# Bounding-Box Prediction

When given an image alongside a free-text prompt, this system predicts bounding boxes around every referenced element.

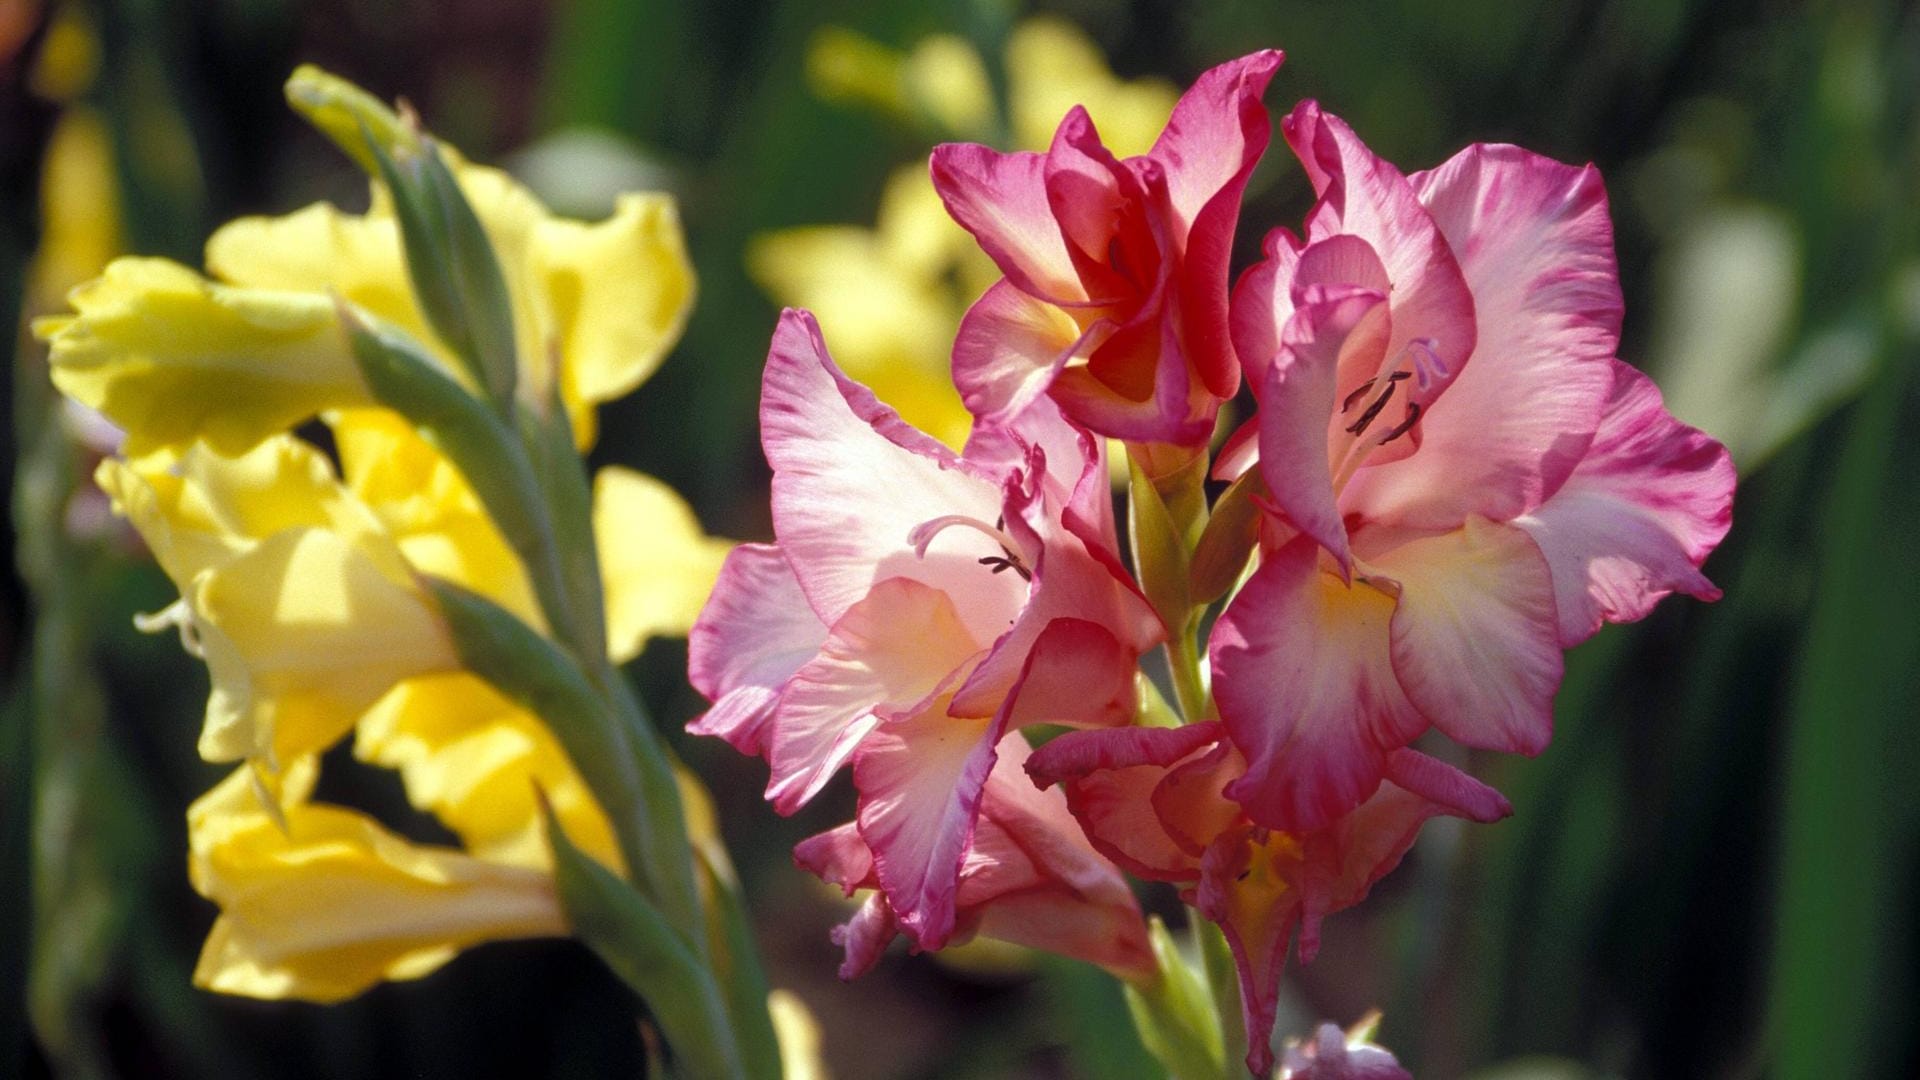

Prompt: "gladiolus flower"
[1028,723,1509,1076]
[96,437,458,765]
[794,731,1154,982]
[1213,102,1734,834]
[753,17,1180,450]
[688,309,1161,950]
[36,259,375,456]
[931,50,1281,446]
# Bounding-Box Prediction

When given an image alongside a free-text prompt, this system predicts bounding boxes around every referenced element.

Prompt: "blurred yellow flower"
[43,66,745,1002]
[751,17,1177,449]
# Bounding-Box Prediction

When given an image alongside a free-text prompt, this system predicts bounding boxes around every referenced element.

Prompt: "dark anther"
[1341,371,1410,416]
[1235,869,1252,883]
[977,554,1033,581]
[1379,401,1422,443]
[1344,378,1398,435]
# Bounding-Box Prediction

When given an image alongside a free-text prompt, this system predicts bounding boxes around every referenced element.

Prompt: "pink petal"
[1150,739,1248,858]
[792,822,875,896]
[766,578,983,813]
[991,617,1138,730]
[1380,748,1512,823]
[1345,143,1620,528]
[949,461,1160,721]
[852,709,1000,949]
[929,145,1085,304]
[1212,537,1425,833]
[1230,226,1304,393]
[761,310,1023,646]
[951,279,1106,429]
[1515,361,1733,645]
[1257,285,1390,575]
[1282,102,1476,421]
[687,544,826,756]
[1149,49,1284,400]
[1026,723,1223,881]
[1043,108,1143,303]
[1366,518,1562,755]
[829,892,900,980]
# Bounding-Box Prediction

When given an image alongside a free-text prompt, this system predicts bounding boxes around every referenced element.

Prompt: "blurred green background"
[2,0,1917,1077]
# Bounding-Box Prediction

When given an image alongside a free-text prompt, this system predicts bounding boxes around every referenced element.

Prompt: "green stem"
[1196,919,1247,1080]
[1167,621,1211,725]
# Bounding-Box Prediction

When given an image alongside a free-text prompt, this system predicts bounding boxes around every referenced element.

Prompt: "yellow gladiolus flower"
[204,167,693,448]
[755,16,1177,450]
[97,438,457,765]
[354,671,624,875]
[36,258,374,456]
[594,465,734,663]
[188,758,567,1002]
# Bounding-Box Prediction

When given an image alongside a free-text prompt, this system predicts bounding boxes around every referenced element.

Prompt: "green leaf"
[693,846,783,1080]
[1122,918,1224,1080]
[1188,469,1263,609]
[364,131,520,412]
[1127,452,1194,638]
[424,577,673,901]
[543,800,750,1080]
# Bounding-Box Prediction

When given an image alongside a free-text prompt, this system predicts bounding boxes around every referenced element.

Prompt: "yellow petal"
[1004,17,1178,156]
[770,989,833,1080]
[36,258,370,455]
[593,467,733,663]
[189,524,456,763]
[206,162,692,449]
[535,193,696,444]
[328,409,543,629]
[187,762,565,1003]
[354,672,623,875]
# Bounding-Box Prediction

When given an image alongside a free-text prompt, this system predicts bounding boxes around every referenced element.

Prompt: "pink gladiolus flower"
[1027,722,1509,1077]
[931,50,1283,447]
[1213,102,1734,834]
[688,309,1162,951]
[796,730,1154,982]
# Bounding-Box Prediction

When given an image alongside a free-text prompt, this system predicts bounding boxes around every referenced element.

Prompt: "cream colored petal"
[37,258,370,455]
[191,525,456,763]
[534,193,696,445]
[325,409,545,628]
[187,762,564,1003]
[593,467,733,663]
[354,672,623,875]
